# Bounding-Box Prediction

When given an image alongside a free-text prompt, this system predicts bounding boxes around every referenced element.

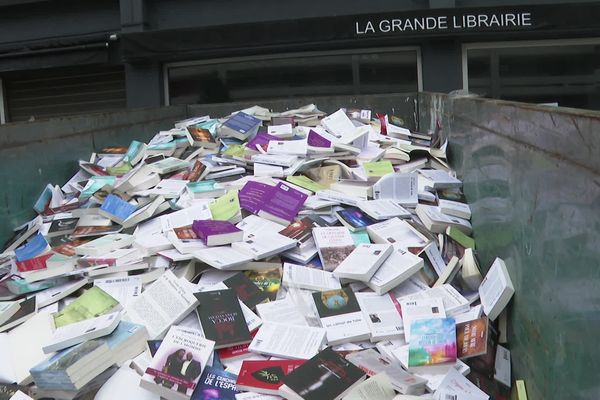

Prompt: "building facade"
[0,0,599,123]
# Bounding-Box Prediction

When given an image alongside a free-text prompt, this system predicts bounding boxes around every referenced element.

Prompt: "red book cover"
[15,252,52,272]
[236,359,305,395]
[217,331,257,360]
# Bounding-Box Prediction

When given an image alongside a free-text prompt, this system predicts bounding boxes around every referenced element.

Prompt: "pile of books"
[0,104,524,400]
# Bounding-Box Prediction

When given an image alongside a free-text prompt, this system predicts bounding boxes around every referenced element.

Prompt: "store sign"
[356,11,534,36]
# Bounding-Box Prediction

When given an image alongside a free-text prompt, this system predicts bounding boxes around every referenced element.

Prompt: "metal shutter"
[4,65,126,122]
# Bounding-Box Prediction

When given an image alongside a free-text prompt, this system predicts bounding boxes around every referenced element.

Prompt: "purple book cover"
[307,130,331,148]
[246,132,280,151]
[259,182,308,223]
[239,181,273,214]
[192,219,241,242]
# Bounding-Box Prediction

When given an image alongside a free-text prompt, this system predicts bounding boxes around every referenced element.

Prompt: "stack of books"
[0,104,521,400]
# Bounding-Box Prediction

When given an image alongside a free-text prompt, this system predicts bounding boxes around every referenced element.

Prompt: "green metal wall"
[419,93,600,400]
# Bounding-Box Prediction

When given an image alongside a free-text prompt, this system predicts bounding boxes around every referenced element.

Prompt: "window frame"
[163,46,423,106]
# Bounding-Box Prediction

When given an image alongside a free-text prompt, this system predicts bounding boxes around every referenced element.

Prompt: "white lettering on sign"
[355,12,533,35]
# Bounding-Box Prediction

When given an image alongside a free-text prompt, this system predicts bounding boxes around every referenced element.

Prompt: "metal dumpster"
[1,92,599,400]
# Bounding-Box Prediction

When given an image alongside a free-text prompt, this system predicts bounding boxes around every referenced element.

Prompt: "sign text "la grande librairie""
[355,12,533,35]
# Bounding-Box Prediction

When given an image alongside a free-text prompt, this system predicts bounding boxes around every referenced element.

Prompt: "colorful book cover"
[307,130,331,148]
[238,181,272,214]
[246,132,280,151]
[194,289,251,349]
[236,359,305,394]
[216,331,257,360]
[278,217,314,245]
[408,318,457,368]
[123,140,145,163]
[336,207,377,231]
[188,126,216,145]
[52,286,119,328]
[285,176,325,193]
[187,180,219,195]
[70,225,122,238]
[350,231,371,245]
[192,220,241,244]
[15,252,52,272]
[100,194,137,221]
[258,182,308,224]
[187,161,208,182]
[363,160,394,177]
[14,233,48,262]
[223,273,268,309]
[281,347,366,400]
[209,190,241,222]
[456,317,489,359]
[142,327,215,399]
[192,366,238,400]
[224,112,261,136]
[312,287,361,319]
[244,268,282,301]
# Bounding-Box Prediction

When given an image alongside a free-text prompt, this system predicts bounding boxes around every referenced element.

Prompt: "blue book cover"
[224,112,260,135]
[102,320,146,350]
[33,185,53,213]
[14,233,48,262]
[124,140,144,163]
[100,194,137,221]
[191,366,238,400]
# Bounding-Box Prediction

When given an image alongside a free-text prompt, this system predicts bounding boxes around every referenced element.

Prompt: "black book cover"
[312,287,361,319]
[282,347,366,400]
[47,217,79,237]
[223,273,268,309]
[0,297,36,329]
[194,289,251,349]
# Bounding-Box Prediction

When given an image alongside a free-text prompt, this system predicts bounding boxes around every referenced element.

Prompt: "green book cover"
[363,160,394,177]
[106,162,132,176]
[209,190,241,221]
[286,175,325,193]
[350,231,371,245]
[223,144,246,158]
[52,286,119,328]
[446,226,475,249]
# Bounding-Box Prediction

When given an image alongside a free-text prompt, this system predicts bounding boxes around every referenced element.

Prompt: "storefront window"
[167,49,420,105]
[467,41,600,110]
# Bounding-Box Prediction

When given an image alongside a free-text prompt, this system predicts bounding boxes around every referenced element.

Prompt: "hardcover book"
[194,289,251,349]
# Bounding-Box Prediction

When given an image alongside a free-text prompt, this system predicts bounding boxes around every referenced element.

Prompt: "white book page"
[356,293,403,337]
[283,263,341,290]
[160,204,212,232]
[256,298,308,326]
[249,322,325,359]
[344,373,396,400]
[95,277,142,308]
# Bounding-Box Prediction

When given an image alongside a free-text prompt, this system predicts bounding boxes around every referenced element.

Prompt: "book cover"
[278,217,314,245]
[223,112,261,137]
[15,252,52,273]
[70,225,122,238]
[312,287,361,319]
[47,218,79,237]
[408,318,457,368]
[257,182,307,225]
[281,347,366,400]
[312,227,355,272]
[236,359,305,394]
[0,297,36,331]
[191,220,242,244]
[312,288,370,345]
[187,161,208,182]
[307,130,332,148]
[194,289,251,349]
[209,191,241,222]
[335,207,377,231]
[223,273,269,309]
[244,268,281,301]
[141,327,215,400]
[246,132,280,152]
[192,366,238,400]
[238,181,273,214]
[456,317,489,359]
[14,233,48,262]
[52,286,119,328]
[188,126,216,146]
[100,194,137,222]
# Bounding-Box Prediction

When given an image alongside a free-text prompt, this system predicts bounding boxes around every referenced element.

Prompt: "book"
[366,218,429,252]
[312,287,370,345]
[193,366,238,400]
[282,262,341,291]
[223,272,269,309]
[0,297,37,333]
[415,204,472,235]
[399,297,446,340]
[248,322,326,359]
[188,126,218,149]
[46,217,79,238]
[494,344,511,387]
[407,318,457,369]
[0,301,19,327]
[98,194,138,224]
[356,199,411,221]
[267,140,307,156]
[232,230,297,261]
[355,292,404,342]
[125,271,198,339]
[220,112,261,141]
[418,169,462,190]
[332,243,393,281]
[194,289,251,349]
[439,199,471,220]
[236,359,305,395]
[257,182,308,226]
[436,368,489,400]
[278,217,317,248]
[238,181,274,214]
[279,347,367,400]
[456,317,489,360]
[52,286,119,329]
[140,326,215,400]
[94,276,141,308]
[366,248,424,295]
[343,373,396,400]
[42,312,121,353]
[244,268,282,302]
[372,173,418,206]
[255,298,308,327]
[74,233,135,256]
[312,227,355,272]
[190,246,253,270]
[14,233,49,263]
[334,207,378,232]
[399,284,470,316]
[192,220,244,246]
[209,190,242,223]
[478,258,515,321]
